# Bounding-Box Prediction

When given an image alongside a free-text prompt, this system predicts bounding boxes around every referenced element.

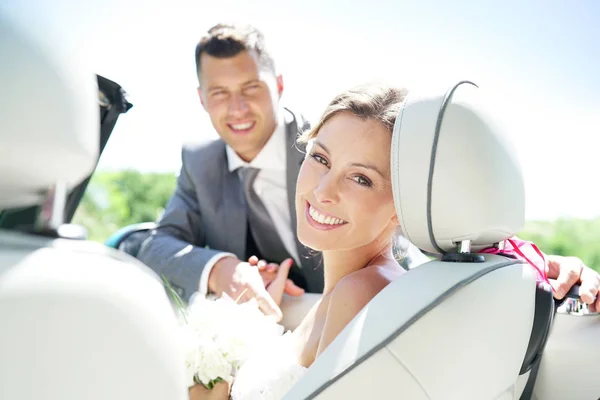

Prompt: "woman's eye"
[353,175,372,187]
[310,153,328,166]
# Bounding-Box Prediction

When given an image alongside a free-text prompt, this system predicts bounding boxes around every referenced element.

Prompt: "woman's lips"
[305,201,347,231]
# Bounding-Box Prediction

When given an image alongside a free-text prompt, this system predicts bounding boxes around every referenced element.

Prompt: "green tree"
[72,170,176,242]
[519,218,600,272]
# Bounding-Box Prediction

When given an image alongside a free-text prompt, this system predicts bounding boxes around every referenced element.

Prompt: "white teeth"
[230,122,253,130]
[309,205,345,226]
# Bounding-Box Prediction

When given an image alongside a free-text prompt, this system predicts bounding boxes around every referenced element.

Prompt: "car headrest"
[0,7,99,209]
[391,81,525,255]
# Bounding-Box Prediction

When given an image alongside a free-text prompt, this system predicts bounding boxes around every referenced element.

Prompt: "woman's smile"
[305,201,348,231]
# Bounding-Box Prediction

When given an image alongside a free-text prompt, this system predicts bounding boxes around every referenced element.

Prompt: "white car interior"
[1,6,598,400]
[0,9,188,400]
[534,300,600,399]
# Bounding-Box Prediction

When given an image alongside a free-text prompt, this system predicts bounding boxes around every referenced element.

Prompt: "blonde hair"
[298,84,408,144]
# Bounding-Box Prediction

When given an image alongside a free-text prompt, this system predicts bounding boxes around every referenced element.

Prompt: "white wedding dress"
[230,332,307,400]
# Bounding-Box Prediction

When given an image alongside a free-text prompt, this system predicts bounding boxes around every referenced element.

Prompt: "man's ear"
[197,87,207,111]
[276,74,284,97]
[392,213,400,225]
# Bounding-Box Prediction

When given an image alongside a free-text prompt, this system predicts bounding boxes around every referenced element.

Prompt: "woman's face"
[295,112,397,252]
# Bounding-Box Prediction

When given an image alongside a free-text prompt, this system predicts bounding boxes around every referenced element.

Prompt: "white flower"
[195,340,233,386]
[180,326,230,387]
[176,292,288,388]
[217,334,249,366]
[180,327,206,387]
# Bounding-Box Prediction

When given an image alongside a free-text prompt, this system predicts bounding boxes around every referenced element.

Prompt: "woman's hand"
[248,256,305,301]
[188,381,230,400]
[265,258,297,307]
[248,256,302,307]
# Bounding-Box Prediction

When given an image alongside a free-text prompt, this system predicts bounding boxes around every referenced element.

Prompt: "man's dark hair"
[195,23,276,81]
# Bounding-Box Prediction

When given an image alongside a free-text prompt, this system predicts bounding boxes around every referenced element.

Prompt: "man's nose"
[228,93,249,117]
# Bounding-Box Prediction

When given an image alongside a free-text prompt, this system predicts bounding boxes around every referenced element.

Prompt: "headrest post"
[458,240,472,254]
[442,239,485,263]
[36,182,67,231]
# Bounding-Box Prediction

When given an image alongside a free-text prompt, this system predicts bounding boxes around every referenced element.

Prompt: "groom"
[139,23,331,319]
[138,23,600,318]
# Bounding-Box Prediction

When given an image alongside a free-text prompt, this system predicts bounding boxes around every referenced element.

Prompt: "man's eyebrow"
[207,85,227,92]
[242,79,260,85]
[208,79,260,92]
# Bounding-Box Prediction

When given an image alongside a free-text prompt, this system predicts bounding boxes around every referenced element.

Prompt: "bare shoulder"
[316,261,404,357]
[331,261,405,308]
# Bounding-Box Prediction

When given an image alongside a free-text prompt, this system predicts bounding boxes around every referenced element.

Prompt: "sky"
[3,0,600,221]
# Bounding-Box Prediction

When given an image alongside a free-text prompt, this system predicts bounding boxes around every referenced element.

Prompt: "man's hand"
[208,257,283,321]
[546,254,600,312]
[247,256,305,297]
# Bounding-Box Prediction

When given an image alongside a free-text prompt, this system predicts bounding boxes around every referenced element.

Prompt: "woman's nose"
[313,172,340,205]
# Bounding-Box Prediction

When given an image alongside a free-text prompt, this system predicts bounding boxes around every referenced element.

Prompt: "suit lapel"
[284,108,324,292]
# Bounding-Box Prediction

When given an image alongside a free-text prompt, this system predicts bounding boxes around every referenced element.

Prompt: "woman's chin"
[298,235,323,252]
[297,229,328,252]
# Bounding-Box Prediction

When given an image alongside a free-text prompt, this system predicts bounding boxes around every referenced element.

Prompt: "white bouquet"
[164,278,285,390]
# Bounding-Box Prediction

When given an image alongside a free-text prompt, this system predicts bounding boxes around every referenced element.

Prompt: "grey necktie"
[240,167,291,263]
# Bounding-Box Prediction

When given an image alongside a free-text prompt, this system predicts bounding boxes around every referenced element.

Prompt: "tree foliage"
[73,170,176,242]
[519,218,600,272]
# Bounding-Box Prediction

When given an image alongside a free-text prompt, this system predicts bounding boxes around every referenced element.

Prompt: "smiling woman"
[295,86,406,255]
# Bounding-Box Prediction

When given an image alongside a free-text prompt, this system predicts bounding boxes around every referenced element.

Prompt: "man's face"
[198,50,283,162]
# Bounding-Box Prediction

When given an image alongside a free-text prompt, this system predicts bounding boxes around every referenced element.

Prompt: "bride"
[189,83,600,399]
[190,84,410,399]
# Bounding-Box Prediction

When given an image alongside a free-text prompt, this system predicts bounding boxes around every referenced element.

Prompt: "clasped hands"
[207,255,305,322]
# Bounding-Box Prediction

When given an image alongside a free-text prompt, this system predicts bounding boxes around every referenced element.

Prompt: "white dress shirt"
[198,110,300,295]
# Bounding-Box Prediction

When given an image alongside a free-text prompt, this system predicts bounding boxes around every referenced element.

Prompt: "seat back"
[284,81,547,399]
[0,234,189,400]
[0,7,187,399]
[287,256,534,399]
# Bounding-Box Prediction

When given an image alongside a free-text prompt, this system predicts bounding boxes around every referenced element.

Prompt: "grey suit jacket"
[138,108,323,301]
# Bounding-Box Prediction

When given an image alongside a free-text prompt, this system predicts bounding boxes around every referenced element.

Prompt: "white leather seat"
[284,81,540,399]
[0,8,188,400]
